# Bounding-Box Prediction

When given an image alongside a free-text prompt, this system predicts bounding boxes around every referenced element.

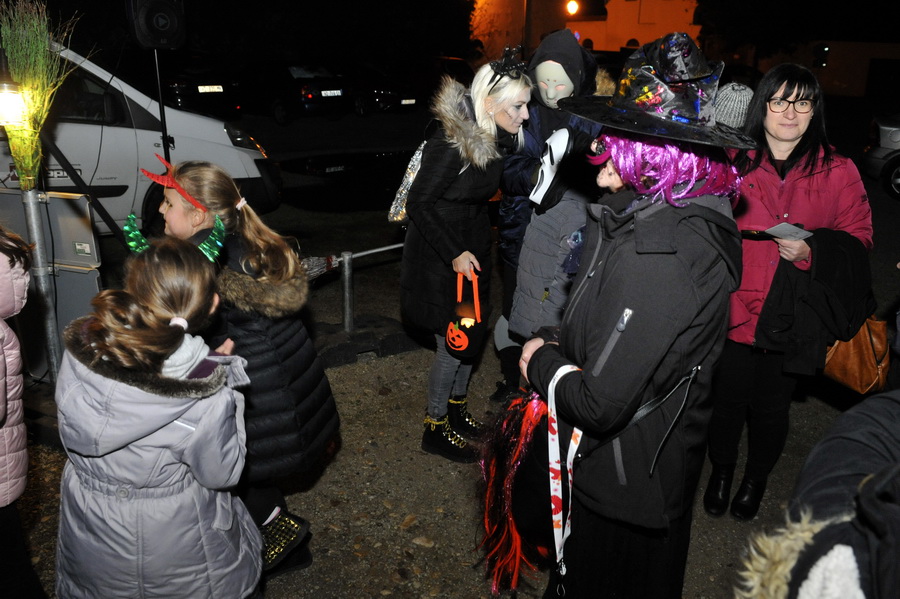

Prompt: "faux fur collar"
[736,511,854,599]
[217,267,308,319]
[430,76,501,169]
[62,317,227,398]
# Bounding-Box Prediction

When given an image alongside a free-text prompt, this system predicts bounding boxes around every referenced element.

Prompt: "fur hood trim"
[431,76,501,170]
[735,510,854,599]
[62,317,227,398]
[217,267,308,319]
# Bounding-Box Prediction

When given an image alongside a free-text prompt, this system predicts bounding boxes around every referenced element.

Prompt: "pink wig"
[591,132,741,206]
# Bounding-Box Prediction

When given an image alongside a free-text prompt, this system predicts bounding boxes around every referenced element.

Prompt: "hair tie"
[169,317,188,330]
[235,197,247,211]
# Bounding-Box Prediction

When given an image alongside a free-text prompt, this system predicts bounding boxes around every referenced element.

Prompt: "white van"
[0,46,280,235]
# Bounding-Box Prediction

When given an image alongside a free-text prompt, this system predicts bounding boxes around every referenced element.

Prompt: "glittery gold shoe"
[261,511,311,571]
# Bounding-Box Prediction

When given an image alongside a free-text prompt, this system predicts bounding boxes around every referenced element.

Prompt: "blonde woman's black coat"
[400,77,513,334]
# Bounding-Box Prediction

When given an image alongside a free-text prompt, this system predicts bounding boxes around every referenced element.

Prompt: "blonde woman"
[400,49,532,462]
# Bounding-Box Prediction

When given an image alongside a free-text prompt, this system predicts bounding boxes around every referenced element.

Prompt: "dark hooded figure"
[492,28,604,402]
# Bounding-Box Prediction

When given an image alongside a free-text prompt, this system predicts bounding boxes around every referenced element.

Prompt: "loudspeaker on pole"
[126,0,187,51]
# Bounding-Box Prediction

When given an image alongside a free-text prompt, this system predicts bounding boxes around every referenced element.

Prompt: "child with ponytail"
[144,155,339,576]
[54,237,262,599]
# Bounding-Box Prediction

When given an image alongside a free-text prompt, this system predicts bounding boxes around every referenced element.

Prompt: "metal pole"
[22,189,61,381]
[341,250,353,333]
[338,243,404,334]
[153,49,172,162]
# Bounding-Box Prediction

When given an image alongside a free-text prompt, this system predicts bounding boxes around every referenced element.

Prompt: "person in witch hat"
[515,32,751,598]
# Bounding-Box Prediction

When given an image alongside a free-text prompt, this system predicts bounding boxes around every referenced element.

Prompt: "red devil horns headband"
[140,154,207,212]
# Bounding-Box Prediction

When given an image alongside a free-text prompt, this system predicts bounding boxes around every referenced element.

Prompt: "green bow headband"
[123,213,225,262]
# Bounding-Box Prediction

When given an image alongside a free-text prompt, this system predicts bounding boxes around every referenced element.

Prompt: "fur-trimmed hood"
[58,317,249,456]
[217,266,308,319]
[62,317,228,399]
[736,512,853,599]
[430,76,501,170]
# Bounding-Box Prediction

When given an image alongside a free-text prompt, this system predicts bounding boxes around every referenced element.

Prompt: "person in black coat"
[735,391,900,598]
[144,155,340,578]
[517,33,754,598]
[400,49,533,463]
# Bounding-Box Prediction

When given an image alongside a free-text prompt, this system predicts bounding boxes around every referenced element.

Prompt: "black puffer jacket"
[207,235,340,482]
[527,192,742,529]
[400,77,512,334]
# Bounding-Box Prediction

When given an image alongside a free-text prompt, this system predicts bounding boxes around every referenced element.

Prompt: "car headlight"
[225,122,267,157]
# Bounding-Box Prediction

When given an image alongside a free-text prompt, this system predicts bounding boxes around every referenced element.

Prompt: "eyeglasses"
[767,98,814,114]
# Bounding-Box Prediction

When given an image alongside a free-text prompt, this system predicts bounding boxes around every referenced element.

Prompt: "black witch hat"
[558,32,756,149]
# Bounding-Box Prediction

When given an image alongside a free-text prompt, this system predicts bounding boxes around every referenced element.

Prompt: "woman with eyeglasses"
[400,49,532,462]
[703,63,874,522]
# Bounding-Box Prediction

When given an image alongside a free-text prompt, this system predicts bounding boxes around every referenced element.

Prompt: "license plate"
[401,98,416,105]
[325,165,346,173]
[321,89,342,97]
[197,85,224,93]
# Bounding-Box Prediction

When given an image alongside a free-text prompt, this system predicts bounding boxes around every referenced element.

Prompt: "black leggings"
[0,501,48,598]
[707,340,799,479]
[237,481,287,527]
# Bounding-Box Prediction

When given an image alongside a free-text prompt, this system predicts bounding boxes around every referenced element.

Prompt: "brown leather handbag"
[824,315,890,395]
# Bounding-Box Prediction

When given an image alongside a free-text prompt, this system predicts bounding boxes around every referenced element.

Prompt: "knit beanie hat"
[716,82,754,129]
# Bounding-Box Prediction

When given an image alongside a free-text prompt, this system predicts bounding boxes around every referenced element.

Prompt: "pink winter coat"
[728,150,873,346]
[0,256,29,507]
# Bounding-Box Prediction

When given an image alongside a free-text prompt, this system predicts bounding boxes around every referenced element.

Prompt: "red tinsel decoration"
[479,391,551,595]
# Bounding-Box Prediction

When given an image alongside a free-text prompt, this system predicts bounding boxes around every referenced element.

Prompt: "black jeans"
[707,340,799,479]
[543,496,693,599]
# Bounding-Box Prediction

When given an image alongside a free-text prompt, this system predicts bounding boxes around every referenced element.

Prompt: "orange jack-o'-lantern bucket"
[445,272,488,359]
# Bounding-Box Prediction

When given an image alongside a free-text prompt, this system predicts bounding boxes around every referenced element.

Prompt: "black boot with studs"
[421,415,477,463]
[447,395,484,439]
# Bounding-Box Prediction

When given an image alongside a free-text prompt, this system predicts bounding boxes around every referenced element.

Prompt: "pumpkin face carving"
[445,273,486,359]
[446,321,469,351]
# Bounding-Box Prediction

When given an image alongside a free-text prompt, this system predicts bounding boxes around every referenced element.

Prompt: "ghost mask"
[534,60,575,109]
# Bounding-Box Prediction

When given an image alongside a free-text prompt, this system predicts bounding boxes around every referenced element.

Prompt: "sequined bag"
[387,140,425,223]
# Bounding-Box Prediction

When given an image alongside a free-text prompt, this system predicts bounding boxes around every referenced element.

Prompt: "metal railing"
[338,243,404,333]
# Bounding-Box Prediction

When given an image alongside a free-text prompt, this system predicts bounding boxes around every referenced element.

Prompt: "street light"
[566,0,608,21]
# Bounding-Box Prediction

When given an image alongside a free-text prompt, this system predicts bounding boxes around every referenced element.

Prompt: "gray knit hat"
[715,82,754,129]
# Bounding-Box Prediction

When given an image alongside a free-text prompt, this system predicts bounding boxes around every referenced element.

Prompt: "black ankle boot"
[447,395,484,439]
[703,463,735,517]
[421,416,477,463]
[730,475,767,521]
[489,380,521,404]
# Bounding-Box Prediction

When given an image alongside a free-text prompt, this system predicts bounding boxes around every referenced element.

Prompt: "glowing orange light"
[566,0,579,16]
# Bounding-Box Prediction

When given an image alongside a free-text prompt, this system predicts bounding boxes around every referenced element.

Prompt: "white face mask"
[534,61,575,109]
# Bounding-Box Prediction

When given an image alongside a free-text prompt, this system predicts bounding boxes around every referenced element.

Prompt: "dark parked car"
[162,67,242,121]
[240,62,353,124]
[864,111,900,199]
[343,63,419,116]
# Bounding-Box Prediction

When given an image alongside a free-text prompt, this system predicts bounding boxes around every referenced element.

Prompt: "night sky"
[45,0,476,82]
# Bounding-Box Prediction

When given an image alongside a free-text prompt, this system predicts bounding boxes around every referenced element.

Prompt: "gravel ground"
[20,340,849,599]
